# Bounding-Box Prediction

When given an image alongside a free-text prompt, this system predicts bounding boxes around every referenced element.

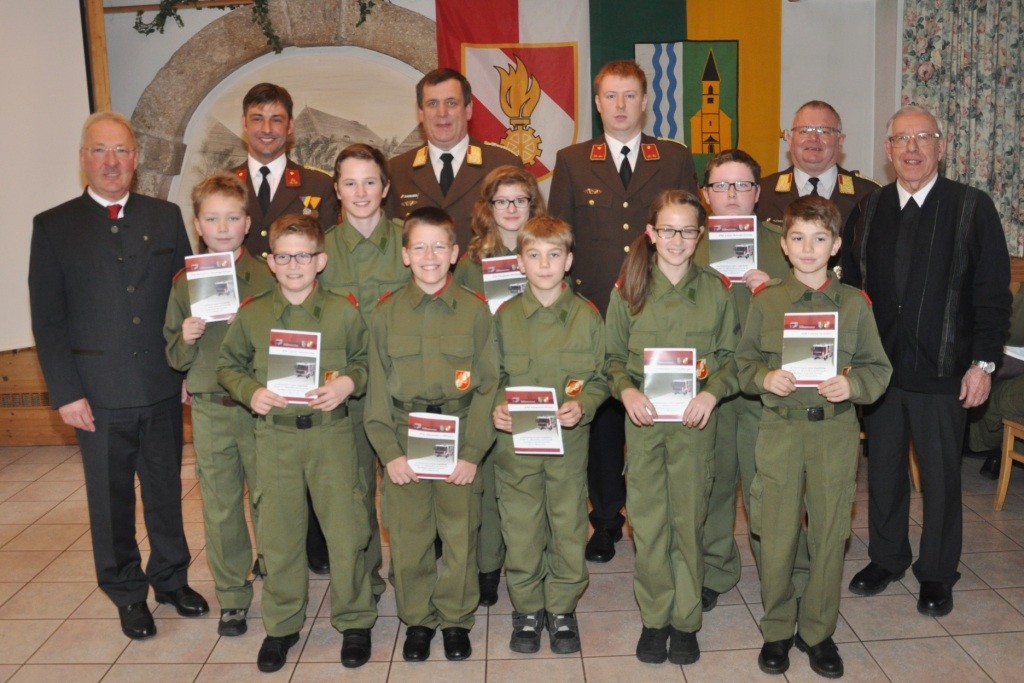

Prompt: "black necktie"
[894,198,921,302]
[258,166,271,214]
[619,146,632,189]
[808,177,820,196]
[439,153,455,196]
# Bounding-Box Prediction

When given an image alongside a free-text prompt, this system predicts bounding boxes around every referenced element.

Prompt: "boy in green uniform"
[364,207,499,662]
[218,214,376,672]
[164,172,275,636]
[491,216,609,654]
[735,197,891,678]
[319,143,410,599]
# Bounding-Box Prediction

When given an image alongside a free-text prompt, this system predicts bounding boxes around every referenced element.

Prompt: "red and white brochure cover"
[184,252,240,322]
[505,386,563,455]
[406,413,459,479]
[643,348,696,422]
[481,255,528,314]
[266,329,320,403]
[781,312,839,386]
[707,215,758,283]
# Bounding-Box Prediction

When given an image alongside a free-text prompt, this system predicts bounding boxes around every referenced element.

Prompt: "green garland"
[132,0,387,52]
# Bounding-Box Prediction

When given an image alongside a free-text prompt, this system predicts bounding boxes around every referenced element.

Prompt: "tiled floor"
[1,442,1023,681]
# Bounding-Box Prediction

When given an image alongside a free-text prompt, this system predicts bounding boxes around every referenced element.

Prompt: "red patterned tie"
[107,204,122,220]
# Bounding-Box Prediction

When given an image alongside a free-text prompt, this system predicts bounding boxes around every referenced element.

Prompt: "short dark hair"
[191,171,248,218]
[403,206,457,246]
[703,149,761,186]
[243,82,294,119]
[783,195,841,238]
[269,213,324,252]
[416,69,472,107]
[333,143,391,188]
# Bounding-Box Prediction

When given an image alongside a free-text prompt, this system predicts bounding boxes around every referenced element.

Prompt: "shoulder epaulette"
[577,293,601,315]
[172,266,186,282]
[718,273,732,290]
[640,143,660,161]
[467,144,484,165]
[284,167,301,187]
[495,298,514,315]
[774,173,793,193]
[412,147,429,168]
[346,292,359,309]
[614,275,625,289]
[590,143,607,161]
[472,290,488,304]
[234,168,248,182]
[657,137,687,148]
[377,290,394,306]
[457,251,470,263]
[860,289,873,305]
[238,295,256,309]
[751,281,768,296]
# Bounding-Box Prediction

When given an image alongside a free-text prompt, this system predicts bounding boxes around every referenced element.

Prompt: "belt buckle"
[807,407,825,422]
[425,404,443,415]
[296,413,314,430]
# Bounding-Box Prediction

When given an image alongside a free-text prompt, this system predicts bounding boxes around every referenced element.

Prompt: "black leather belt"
[265,404,349,429]
[392,395,474,414]
[766,403,852,421]
[193,392,239,408]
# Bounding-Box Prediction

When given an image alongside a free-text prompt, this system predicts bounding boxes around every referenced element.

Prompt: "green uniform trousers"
[703,394,811,596]
[381,474,482,630]
[254,412,376,636]
[750,408,859,644]
[478,448,506,574]
[349,395,386,596]
[627,417,715,632]
[493,435,589,614]
[191,395,258,610]
[969,374,1024,451]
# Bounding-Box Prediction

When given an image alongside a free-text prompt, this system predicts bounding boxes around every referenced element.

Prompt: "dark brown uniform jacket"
[756,165,879,227]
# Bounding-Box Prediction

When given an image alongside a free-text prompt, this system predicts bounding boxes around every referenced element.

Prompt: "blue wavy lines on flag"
[635,41,684,142]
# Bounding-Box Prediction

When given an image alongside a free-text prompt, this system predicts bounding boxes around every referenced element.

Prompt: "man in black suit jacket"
[384,68,524,249]
[29,112,208,639]
[233,83,339,260]
[842,105,1011,620]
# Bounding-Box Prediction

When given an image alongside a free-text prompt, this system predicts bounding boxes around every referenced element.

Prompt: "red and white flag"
[437,0,590,189]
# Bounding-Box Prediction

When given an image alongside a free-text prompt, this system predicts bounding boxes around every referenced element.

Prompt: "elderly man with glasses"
[758,101,879,227]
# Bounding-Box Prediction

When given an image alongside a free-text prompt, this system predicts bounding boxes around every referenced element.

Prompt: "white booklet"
[481,255,528,314]
[184,252,240,322]
[407,413,459,479]
[506,386,564,455]
[707,215,758,283]
[782,312,839,386]
[267,329,321,403]
[643,348,697,422]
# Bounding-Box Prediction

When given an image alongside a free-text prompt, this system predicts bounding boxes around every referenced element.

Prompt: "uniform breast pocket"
[679,332,713,356]
[504,353,531,382]
[388,334,421,374]
[561,351,596,374]
[839,331,859,364]
[759,329,784,355]
[441,335,474,363]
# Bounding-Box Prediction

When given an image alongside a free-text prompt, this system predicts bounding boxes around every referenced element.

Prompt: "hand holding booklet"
[506,387,564,455]
[406,413,460,478]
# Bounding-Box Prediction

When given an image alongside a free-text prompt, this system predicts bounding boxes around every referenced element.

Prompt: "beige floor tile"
[33,500,88,526]
[185,550,214,583]
[376,584,398,618]
[297,615,398,663]
[292,661,391,681]
[0,620,62,664]
[0,482,29,503]
[19,446,79,463]
[585,536,637,575]
[864,635,989,682]
[0,525,25,547]
[6,664,107,682]
[956,631,1024,682]
[963,492,1024,521]
[990,518,1024,547]
[178,499,206,524]
[681,647,777,682]
[37,464,85,484]
[0,583,24,607]
[961,520,1024,553]
[577,609,643,658]
[0,551,59,582]
[582,654,684,682]
[850,498,869,529]
[101,663,202,682]
[714,585,746,608]
[0,502,56,526]
[899,561,988,593]
[785,640,887,682]
[33,550,97,582]
[995,586,1024,615]
[933,588,1024,635]
[735,534,757,567]
[839,594,947,641]
[0,582,95,619]
[698,603,763,651]
[28,618,129,664]
[0,463,57,483]
[195,662,294,680]
[486,655,583,681]
[575,571,637,612]
[735,568,762,604]
[207,617,288,664]
[961,550,1024,589]
[181,522,207,551]
[118,616,221,663]
[385,660,486,681]
[2,524,88,552]
[5,481,82,504]
[0,448,34,465]
[68,588,117,619]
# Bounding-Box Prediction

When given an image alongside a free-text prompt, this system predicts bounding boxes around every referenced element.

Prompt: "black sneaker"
[668,627,700,665]
[635,625,669,663]
[700,586,720,612]
[546,612,581,654]
[509,610,544,653]
[217,608,248,637]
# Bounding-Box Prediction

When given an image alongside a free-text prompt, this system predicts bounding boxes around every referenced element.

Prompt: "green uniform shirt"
[495,284,609,421]
[217,283,368,415]
[735,273,892,409]
[164,250,276,394]
[365,278,499,465]
[319,215,409,314]
[606,264,741,403]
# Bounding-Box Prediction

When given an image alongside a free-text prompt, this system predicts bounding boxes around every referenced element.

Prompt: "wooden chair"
[993,417,1024,511]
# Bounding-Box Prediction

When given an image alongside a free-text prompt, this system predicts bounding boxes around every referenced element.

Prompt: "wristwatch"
[971,360,996,374]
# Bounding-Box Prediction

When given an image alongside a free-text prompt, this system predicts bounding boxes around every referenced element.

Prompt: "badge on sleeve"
[696,358,709,381]
[455,370,472,391]
[838,174,855,195]
[565,379,584,397]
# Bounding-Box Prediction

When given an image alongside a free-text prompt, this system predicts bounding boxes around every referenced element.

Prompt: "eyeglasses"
[887,132,942,147]
[706,181,756,193]
[654,227,702,240]
[407,242,453,256]
[490,197,531,210]
[270,252,320,265]
[82,145,135,159]
[783,126,842,140]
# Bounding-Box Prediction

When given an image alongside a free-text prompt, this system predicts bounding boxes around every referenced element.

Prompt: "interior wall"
[1,1,92,351]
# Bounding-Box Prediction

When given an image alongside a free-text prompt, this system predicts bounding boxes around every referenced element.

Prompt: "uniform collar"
[339,214,394,253]
[782,271,842,306]
[271,281,326,320]
[521,282,573,321]
[650,262,700,303]
[400,274,458,310]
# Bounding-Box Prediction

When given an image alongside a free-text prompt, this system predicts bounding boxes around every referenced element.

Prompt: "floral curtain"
[902,0,1023,256]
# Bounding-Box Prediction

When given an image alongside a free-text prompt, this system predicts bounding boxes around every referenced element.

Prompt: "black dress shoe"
[441,627,472,660]
[478,569,500,607]
[402,625,435,661]
[585,527,623,563]
[154,585,210,617]
[635,625,669,663]
[307,551,330,575]
[118,601,156,639]
[758,637,793,675]
[795,634,843,679]
[848,561,905,596]
[668,627,700,665]
[980,453,1002,480]
[700,586,720,612]
[918,581,954,617]
[257,632,300,672]
[341,628,372,668]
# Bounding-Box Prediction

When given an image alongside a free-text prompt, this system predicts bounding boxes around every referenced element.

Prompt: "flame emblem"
[495,56,543,165]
